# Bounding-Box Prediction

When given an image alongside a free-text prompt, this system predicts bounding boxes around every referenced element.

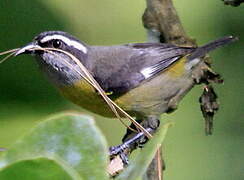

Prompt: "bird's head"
[16,31,88,62]
[15,31,89,85]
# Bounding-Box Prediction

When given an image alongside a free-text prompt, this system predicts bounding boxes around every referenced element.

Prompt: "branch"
[143,0,222,134]
[143,0,223,179]
[109,0,225,177]
[143,0,196,46]
[143,1,197,179]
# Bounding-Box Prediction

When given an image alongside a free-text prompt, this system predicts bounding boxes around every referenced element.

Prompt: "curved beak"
[15,42,41,56]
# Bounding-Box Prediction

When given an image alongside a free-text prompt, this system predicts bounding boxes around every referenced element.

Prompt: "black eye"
[53,39,62,48]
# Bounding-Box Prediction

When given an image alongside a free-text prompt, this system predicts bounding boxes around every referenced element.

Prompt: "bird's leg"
[109,116,160,165]
[123,115,160,149]
[109,127,154,164]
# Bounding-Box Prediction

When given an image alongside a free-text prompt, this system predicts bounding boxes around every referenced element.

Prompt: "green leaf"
[0,112,108,180]
[117,122,172,180]
[0,157,79,180]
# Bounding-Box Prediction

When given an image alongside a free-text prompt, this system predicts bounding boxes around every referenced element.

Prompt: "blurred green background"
[0,0,243,179]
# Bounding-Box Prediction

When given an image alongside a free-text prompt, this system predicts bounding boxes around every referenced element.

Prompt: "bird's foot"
[109,127,153,165]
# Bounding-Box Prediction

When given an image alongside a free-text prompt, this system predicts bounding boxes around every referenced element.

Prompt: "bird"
[14,31,237,157]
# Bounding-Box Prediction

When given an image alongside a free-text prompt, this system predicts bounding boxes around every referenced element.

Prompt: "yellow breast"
[59,80,114,117]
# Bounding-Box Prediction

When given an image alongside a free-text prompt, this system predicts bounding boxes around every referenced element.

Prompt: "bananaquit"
[15,31,236,154]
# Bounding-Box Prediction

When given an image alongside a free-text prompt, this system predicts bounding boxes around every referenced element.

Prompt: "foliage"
[0,113,108,180]
[0,113,171,179]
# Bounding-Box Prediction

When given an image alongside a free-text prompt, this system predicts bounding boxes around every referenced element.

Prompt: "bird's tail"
[188,36,238,61]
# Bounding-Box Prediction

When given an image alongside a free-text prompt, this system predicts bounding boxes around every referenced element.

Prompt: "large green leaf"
[0,157,79,180]
[0,113,108,180]
[117,122,172,180]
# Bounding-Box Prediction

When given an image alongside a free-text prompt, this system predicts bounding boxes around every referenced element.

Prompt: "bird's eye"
[52,39,62,48]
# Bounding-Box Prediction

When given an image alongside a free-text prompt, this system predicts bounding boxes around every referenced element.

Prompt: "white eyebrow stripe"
[40,35,87,53]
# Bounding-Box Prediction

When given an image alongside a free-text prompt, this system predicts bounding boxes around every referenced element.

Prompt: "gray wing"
[91,43,195,95]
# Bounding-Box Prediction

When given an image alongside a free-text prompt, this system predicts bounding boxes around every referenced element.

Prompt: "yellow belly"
[59,80,115,117]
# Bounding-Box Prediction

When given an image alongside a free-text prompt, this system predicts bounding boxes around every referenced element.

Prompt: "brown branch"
[142,0,208,111]
[143,0,196,46]
[146,147,164,180]
[142,0,222,179]
[109,0,224,177]
[142,1,197,179]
